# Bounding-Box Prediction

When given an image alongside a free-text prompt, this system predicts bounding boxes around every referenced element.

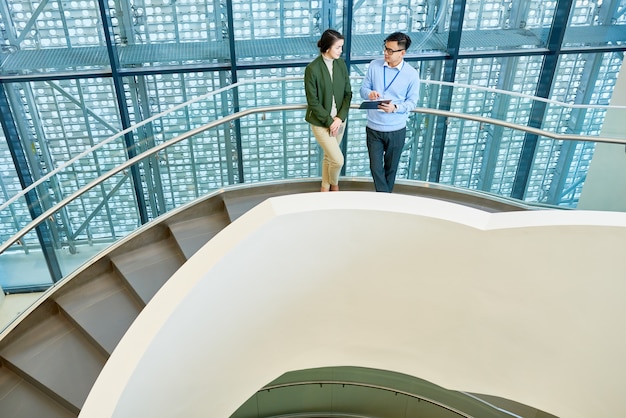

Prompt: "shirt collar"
[384,59,404,70]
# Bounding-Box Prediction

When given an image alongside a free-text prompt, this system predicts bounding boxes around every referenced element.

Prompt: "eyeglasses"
[383,47,405,55]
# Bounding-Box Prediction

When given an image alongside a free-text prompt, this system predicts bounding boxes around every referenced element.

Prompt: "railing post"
[0,84,62,282]
[511,0,572,200]
[429,0,466,183]
[97,0,150,223]
[224,0,245,184]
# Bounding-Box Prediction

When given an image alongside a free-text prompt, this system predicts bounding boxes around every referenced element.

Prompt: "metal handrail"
[2,103,625,256]
[422,79,626,110]
[260,380,474,417]
[0,76,303,213]
[0,104,295,254]
[3,75,625,214]
[0,80,237,214]
[414,106,626,144]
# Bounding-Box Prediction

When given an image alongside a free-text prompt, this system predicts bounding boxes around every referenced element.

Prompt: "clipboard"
[359,99,391,109]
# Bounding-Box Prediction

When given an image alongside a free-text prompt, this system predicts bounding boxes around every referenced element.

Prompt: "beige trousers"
[310,123,346,188]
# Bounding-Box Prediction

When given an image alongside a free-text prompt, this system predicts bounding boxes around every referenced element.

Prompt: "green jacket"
[304,55,352,128]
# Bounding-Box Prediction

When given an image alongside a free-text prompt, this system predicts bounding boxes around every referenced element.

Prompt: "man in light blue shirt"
[360,32,420,192]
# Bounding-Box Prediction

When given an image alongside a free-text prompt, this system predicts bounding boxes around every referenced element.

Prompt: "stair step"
[54,260,143,355]
[111,236,187,304]
[221,182,319,222]
[0,362,76,418]
[168,210,231,259]
[0,300,107,411]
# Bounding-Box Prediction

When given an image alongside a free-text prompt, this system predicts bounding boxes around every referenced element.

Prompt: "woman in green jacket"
[305,29,353,192]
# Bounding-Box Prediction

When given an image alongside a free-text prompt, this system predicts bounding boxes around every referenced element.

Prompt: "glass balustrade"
[0,77,625,294]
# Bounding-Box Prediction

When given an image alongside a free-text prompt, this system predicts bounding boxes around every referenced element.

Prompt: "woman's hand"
[329,117,342,137]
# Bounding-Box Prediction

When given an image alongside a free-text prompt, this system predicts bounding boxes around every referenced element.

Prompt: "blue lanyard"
[383,63,402,94]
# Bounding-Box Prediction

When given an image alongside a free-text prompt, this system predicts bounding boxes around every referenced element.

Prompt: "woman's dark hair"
[384,32,412,50]
[318,29,344,53]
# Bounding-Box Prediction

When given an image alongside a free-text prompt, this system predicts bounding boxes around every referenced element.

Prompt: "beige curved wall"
[80,192,626,418]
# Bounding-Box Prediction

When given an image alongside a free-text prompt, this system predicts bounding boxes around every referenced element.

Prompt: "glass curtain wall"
[0,0,625,288]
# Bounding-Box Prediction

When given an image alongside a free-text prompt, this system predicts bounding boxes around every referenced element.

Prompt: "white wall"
[578,61,626,210]
[80,192,626,418]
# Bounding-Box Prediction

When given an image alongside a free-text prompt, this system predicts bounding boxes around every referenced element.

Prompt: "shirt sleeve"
[397,72,420,114]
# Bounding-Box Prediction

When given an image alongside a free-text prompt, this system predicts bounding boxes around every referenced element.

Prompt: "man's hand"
[379,101,396,113]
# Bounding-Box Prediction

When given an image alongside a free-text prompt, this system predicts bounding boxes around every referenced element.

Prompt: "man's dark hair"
[318,29,344,53]
[384,32,412,50]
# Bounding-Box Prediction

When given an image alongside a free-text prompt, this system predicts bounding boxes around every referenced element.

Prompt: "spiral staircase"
[0,178,535,418]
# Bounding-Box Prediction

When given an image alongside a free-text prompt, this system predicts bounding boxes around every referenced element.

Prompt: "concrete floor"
[0,243,110,332]
[0,243,110,290]
[0,291,44,331]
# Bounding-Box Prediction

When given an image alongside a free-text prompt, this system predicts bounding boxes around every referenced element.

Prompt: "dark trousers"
[366,126,406,193]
